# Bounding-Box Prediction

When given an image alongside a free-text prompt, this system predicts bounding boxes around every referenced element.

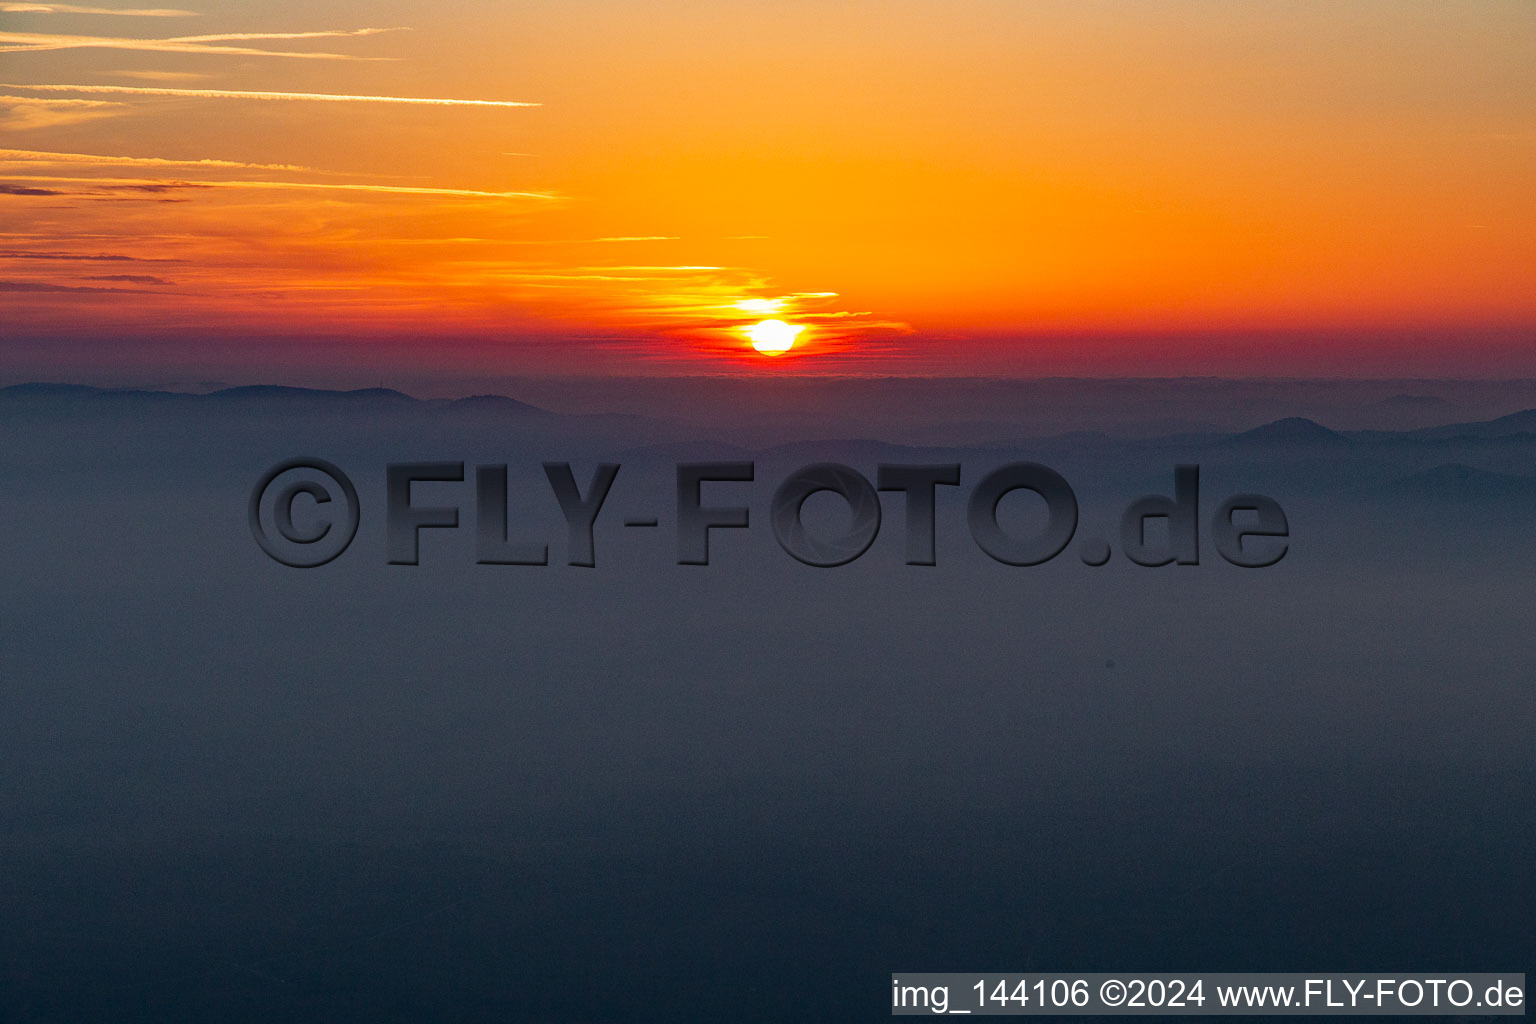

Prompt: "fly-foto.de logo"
[248,460,1289,570]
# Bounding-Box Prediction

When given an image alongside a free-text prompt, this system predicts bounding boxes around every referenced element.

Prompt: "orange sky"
[2,0,1534,375]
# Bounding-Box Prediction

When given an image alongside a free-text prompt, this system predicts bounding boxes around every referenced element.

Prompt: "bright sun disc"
[746,319,804,353]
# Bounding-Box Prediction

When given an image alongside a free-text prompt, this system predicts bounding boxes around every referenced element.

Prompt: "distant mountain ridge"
[5,382,1536,453]
[206,384,415,404]
[0,381,546,415]
[1405,408,1536,441]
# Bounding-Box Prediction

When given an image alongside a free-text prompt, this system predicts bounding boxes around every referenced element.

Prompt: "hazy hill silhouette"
[1222,416,1351,447]
[1380,463,1536,503]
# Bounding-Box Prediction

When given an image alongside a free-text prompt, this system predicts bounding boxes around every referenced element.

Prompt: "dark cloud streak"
[0,249,185,262]
[84,273,172,284]
[0,279,154,293]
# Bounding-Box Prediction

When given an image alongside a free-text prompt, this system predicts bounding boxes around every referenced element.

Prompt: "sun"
[745,319,804,354]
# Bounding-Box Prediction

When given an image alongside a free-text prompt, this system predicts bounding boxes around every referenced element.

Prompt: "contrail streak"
[0,28,392,58]
[0,3,196,14]
[161,28,399,43]
[0,82,540,107]
[2,173,558,200]
[0,94,122,106]
[0,148,316,172]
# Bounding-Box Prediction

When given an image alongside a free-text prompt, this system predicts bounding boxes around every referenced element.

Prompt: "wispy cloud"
[0,3,196,14]
[577,265,723,272]
[0,182,64,195]
[0,147,317,172]
[0,27,397,59]
[106,69,207,80]
[210,179,558,200]
[0,82,539,106]
[0,94,125,129]
[318,236,683,248]
[2,173,558,200]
